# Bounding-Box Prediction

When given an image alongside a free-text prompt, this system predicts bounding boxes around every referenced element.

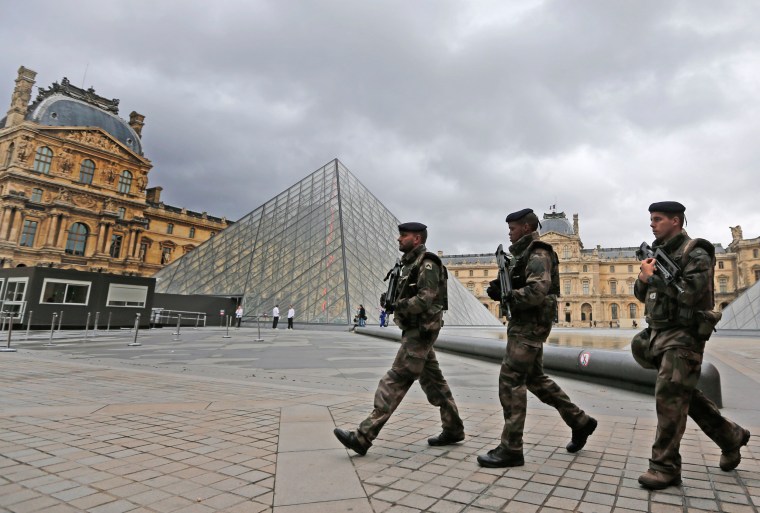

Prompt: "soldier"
[632,201,750,490]
[334,222,465,455]
[478,208,597,467]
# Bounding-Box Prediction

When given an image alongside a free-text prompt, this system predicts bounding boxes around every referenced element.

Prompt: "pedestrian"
[379,306,386,328]
[272,304,279,329]
[287,305,295,329]
[334,222,465,455]
[358,305,366,327]
[479,208,597,468]
[235,304,243,328]
[631,201,750,490]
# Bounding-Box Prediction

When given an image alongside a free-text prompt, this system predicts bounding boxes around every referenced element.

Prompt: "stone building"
[443,211,754,328]
[0,66,229,275]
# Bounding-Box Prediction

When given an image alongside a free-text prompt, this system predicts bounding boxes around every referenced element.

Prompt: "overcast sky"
[3,1,759,254]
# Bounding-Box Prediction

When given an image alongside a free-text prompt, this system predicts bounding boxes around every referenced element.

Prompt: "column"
[7,209,22,243]
[131,230,142,257]
[123,229,134,259]
[44,214,59,247]
[0,207,12,240]
[103,223,113,256]
[55,215,70,248]
[94,222,106,254]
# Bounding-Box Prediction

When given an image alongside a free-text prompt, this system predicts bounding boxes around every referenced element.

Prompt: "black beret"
[648,201,685,214]
[398,222,427,232]
[505,208,534,223]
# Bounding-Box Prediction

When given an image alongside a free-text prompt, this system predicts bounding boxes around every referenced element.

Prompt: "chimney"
[129,111,145,137]
[573,213,579,235]
[146,186,162,203]
[5,66,37,127]
[437,250,443,256]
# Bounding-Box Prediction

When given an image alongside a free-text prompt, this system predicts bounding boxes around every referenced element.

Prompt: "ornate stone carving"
[15,135,31,163]
[73,194,97,209]
[55,188,72,203]
[58,148,73,173]
[730,225,743,242]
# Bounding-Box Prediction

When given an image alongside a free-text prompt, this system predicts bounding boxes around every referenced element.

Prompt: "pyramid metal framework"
[717,279,760,330]
[154,159,501,326]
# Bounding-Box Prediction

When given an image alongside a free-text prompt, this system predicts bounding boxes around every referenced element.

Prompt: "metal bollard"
[45,313,57,347]
[84,312,91,341]
[25,310,33,341]
[94,312,100,335]
[107,312,112,332]
[58,311,63,331]
[194,314,200,330]
[223,315,231,338]
[1,314,17,352]
[128,313,142,346]
[255,314,264,342]
[172,314,182,340]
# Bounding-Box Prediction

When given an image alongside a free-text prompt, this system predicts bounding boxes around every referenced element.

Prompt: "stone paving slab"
[0,328,759,512]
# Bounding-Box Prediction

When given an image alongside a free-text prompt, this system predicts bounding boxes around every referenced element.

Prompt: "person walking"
[334,222,465,455]
[272,304,280,329]
[358,305,366,327]
[478,208,597,468]
[287,305,295,329]
[631,201,750,490]
[235,305,243,328]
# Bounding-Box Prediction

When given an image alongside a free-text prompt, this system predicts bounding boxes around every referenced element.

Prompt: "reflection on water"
[441,327,634,350]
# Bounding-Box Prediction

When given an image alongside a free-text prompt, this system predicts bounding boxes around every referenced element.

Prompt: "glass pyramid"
[154,159,500,326]
[717,279,760,330]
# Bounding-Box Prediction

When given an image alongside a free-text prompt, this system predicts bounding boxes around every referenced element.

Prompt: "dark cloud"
[2,0,759,253]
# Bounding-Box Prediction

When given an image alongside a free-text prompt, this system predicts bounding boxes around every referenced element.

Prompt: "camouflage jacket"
[507,232,556,345]
[393,244,446,332]
[634,231,714,354]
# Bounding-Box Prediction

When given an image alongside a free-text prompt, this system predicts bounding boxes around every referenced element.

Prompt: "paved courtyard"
[0,326,758,512]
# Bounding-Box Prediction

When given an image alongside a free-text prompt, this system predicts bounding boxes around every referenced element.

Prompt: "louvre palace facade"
[443,211,760,328]
[0,66,230,275]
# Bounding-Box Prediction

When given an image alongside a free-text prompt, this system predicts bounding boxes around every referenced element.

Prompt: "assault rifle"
[495,244,513,320]
[382,259,403,313]
[635,242,685,294]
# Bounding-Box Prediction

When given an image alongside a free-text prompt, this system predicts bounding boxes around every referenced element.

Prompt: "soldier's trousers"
[500,339,591,453]
[357,327,464,447]
[634,337,745,475]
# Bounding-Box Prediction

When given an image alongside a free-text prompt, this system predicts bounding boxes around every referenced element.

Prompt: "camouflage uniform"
[499,232,592,453]
[632,231,746,476]
[356,243,464,448]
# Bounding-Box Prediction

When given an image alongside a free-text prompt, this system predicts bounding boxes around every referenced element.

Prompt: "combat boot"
[476,446,524,468]
[566,417,597,453]
[638,469,681,490]
[333,428,369,456]
[428,431,465,446]
[720,428,750,471]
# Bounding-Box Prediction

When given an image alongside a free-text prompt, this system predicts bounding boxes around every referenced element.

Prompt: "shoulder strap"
[679,238,715,267]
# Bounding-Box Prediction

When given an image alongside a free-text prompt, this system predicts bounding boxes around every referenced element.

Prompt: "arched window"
[581,303,592,322]
[629,303,637,319]
[118,170,132,194]
[5,142,14,166]
[79,159,95,184]
[65,223,89,256]
[611,304,619,320]
[33,146,53,174]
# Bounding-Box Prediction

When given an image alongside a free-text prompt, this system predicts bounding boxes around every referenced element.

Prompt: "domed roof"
[539,212,574,236]
[28,94,142,155]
